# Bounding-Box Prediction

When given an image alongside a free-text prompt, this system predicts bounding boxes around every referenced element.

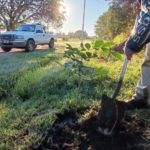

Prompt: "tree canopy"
[0,0,65,31]
[74,30,88,39]
[95,0,137,40]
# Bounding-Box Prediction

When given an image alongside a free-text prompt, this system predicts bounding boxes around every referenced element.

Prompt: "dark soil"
[31,107,150,150]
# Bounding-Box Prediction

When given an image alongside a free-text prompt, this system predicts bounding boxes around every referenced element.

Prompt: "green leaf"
[63,53,69,58]
[94,40,113,49]
[81,48,86,51]
[80,53,87,60]
[72,48,79,51]
[93,53,98,58]
[102,41,113,47]
[71,58,83,64]
[85,43,91,50]
[94,40,104,49]
[112,52,123,60]
[86,52,92,58]
[66,44,72,49]
[101,48,110,56]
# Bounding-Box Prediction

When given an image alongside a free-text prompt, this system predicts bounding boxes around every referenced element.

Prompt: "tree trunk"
[5,19,16,31]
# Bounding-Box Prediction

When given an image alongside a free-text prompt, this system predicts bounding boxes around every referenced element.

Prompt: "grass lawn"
[0,39,149,149]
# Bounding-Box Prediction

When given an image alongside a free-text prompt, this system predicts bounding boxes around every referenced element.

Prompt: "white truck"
[0,23,55,52]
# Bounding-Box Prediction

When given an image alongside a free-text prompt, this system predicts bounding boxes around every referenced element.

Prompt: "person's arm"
[124,1,150,59]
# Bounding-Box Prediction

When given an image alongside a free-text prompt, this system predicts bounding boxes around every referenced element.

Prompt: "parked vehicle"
[0,23,55,52]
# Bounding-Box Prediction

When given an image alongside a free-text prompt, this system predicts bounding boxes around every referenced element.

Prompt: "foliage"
[110,0,136,6]
[57,31,90,40]
[0,0,65,31]
[64,40,123,72]
[113,32,126,44]
[95,6,126,39]
[62,35,69,41]
[74,30,88,39]
[67,32,76,39]
[95,12,109,40]
[95,0,136,40]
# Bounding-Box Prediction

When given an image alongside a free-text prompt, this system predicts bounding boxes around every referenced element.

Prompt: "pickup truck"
[0,23,55,52]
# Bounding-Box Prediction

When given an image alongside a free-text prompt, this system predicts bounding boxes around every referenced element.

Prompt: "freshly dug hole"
[31,106,150,150]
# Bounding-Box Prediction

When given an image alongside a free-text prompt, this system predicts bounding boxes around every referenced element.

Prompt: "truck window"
[36,30,43,33]
[36,25,44,33]
[16,25,36,32]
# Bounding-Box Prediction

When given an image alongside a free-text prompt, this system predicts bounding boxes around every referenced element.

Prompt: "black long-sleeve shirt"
[125,0,150,53]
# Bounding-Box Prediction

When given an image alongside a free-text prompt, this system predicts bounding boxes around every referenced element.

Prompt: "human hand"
[132,0,140,13]
[124,52,133,60]
[111,40,126,54]
[123,47,133,60]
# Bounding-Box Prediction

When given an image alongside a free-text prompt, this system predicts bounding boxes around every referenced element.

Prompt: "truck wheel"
[48,38,54,49]
[1,47,11,52]
[25,39,35,52]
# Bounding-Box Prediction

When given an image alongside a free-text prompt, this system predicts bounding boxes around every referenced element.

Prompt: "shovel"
[112,57,128,100]
[98,57,128,136]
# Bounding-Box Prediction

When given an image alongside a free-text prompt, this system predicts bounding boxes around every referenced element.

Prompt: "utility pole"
[80,0,86,48]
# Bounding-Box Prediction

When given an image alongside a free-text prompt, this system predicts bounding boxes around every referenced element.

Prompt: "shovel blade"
[97,94,126,135]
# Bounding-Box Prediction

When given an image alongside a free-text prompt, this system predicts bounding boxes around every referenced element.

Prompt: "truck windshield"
[16,25,36,32]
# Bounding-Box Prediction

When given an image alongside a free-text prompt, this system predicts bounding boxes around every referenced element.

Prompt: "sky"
[61,0,109,36]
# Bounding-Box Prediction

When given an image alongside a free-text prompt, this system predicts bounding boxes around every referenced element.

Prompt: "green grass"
[0,42,149,149]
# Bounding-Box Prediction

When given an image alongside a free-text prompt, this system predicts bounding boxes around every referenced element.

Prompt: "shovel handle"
[112,57,128,100]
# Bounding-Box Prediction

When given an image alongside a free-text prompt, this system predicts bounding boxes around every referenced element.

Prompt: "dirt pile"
[31,107,150,150]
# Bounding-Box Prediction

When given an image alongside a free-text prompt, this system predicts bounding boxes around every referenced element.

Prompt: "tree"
[68,32,75,39]
[74,30,88,39]
[95,0,136,40]
[107,0,136,6]
[95,12,110,40]
[95,6,127,40]
[0,0,65,31]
